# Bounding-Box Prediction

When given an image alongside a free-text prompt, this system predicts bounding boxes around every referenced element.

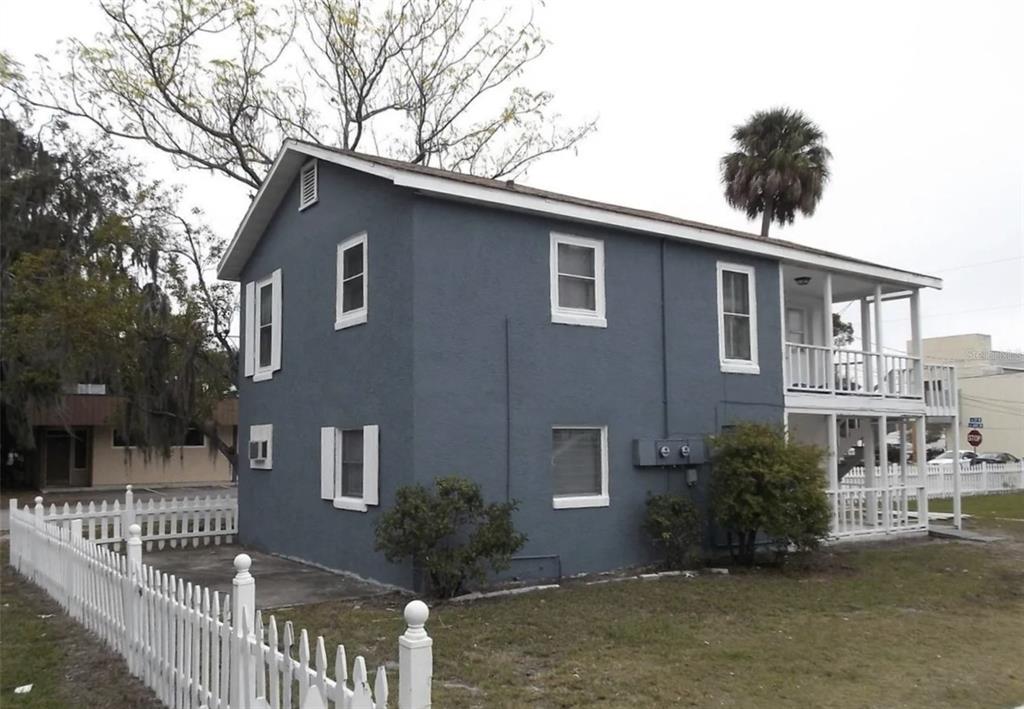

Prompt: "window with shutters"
[551,426,609,509]
[299,160,318,210]
[320,424,379,511]
[335,232,368,329]
[249,424,273,470]
[717,262,760,374]
[550,233,606,327]
[245,270,281,381]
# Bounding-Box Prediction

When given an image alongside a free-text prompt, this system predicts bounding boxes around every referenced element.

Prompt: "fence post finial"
[33,496,44,527]
[399,600,432,709]
[126,523,143,575]
[231,553,256,633]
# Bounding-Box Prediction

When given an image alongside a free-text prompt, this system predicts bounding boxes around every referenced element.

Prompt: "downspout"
[661,239,669,438]
[661,239,671,492]
[505,316,512,503]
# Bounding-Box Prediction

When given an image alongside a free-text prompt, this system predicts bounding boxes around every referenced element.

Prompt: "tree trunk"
[760,198,774,238]
[200,421,238,480]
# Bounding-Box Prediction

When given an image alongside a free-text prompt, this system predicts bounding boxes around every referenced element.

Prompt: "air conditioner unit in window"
[249,440,267,461]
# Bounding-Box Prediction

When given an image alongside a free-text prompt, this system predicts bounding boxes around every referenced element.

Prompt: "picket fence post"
[231,553,256,708]
[399,600,433,709]
[9,499,18,570]
[123,485,136,535]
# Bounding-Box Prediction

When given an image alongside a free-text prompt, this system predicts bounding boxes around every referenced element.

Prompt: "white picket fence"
[8,496,432,709]
[842,462,1024,499]
[41,485,237,551]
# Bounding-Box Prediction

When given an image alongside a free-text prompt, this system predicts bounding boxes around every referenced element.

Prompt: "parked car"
[969,452,1021,466]
[929,450,977,467]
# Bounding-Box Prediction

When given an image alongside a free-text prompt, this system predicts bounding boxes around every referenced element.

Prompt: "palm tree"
[721,108,832,237]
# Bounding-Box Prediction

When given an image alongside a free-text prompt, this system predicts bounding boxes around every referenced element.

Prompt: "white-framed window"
[335,232,367,330]
[249,424,273,470]
[299,160,318,210]
[320,424,379,512]
[551,426,609,509]
[717,262,759,374]
[550,233,606,328]
[244,269,282,381]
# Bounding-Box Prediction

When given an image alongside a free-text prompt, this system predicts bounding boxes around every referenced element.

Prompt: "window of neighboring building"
[299,160,318,210]
[550,233,606,327]
[336,232,368,329]
[717,262,759,374]
[112,429,143,448]
[551,426,609,509]
[249,424,273,470]
[244,269,282,381]
[181,426,205,447]
[320,424,379,511]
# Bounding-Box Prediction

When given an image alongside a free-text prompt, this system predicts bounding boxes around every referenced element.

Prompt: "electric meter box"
[633,436,706,467]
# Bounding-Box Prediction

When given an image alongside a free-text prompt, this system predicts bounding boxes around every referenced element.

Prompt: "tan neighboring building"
[917,334,1024,457]
[29,390,237,489]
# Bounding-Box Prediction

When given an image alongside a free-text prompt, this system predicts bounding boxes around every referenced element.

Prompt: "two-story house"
[217,141,956,588]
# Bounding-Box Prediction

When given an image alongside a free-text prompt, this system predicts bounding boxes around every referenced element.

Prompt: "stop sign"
[967,429,983,447]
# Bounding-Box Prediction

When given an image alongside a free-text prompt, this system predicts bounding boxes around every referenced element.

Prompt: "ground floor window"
[552,426,609,509]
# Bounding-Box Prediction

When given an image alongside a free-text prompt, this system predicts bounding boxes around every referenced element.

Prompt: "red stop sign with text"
[967,429,983,447]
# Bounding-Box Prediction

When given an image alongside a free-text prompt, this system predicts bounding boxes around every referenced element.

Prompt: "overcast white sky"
[4,0,1022,352]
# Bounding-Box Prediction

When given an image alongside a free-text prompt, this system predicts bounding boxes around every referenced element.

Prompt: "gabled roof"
[218,140,943,290]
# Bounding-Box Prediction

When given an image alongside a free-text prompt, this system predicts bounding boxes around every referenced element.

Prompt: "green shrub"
[710,422,831,565]
[642,493,702,569]
[374,476,527,598]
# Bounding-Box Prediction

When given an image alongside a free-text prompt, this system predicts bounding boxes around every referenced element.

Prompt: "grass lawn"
[273,531,1024,708]
[928,491,1024,528]
[0,545,161,709]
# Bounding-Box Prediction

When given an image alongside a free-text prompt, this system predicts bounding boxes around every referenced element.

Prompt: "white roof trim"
[218,141,944,291]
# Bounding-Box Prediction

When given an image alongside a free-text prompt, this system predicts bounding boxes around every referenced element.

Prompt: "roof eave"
[218,142,943,291]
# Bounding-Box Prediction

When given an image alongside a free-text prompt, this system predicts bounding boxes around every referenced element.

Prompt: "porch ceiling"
[782,265,910,302]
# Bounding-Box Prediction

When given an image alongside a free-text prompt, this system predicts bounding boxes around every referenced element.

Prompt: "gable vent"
[299,160,318,210]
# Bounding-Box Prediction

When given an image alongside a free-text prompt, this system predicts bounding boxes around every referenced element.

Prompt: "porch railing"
[785,343,922,399]
[923,363,957,416]
[830,485,928,538]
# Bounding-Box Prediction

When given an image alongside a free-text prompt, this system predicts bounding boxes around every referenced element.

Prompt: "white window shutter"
[320,427,335,500]
[271,268,282,372]
[244,281,255,377]
[363,424,379,506]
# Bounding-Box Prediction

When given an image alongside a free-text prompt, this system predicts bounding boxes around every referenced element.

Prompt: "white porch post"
[909,289,925,398]
[874,285,885,396]
[863,416,877,526]
[879,414,889,532]
[917,415,930,528]
[824,274,834,392]
[860,299,874,392]
[952,405,962,529]
[827,412,839,533]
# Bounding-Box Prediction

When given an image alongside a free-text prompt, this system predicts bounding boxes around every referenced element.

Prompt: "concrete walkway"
[141,544,391,608]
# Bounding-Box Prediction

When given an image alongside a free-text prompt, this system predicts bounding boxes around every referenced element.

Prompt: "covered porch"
[788,411,935,539]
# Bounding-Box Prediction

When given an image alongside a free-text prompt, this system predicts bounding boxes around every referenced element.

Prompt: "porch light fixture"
[794,276,812,286]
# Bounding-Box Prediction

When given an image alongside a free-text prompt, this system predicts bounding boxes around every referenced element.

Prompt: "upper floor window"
[299,160,318,210]
[244,269,282,381]
[551,426,609,509]
[336,233,367,330]
[717,262,759,374]
[550,233,606,328]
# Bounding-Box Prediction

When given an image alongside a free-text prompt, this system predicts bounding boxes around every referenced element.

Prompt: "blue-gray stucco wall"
[236,162,785,588]
[410,196,784,579]
[236,163,418,587]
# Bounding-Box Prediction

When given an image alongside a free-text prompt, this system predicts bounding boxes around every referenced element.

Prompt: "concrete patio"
[140,543,391,608]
